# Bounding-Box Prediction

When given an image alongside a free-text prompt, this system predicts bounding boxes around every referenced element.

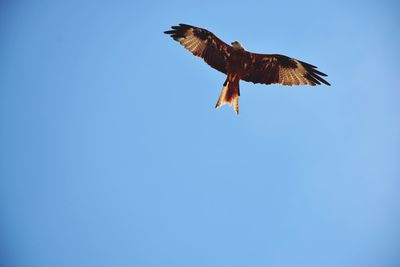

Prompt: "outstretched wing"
[242,53,330,86]
[164,24,233,74]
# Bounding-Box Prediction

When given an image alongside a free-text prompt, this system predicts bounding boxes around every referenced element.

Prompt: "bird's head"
[231,41,244,50]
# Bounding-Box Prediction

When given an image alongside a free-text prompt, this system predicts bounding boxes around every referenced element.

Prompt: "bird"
[164,23,330,114]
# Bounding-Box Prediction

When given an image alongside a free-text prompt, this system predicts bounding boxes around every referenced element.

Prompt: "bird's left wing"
[242,53,330,86]
[164,24,233,74]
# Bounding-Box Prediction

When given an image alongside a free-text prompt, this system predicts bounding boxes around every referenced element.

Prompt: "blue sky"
[0,0,399,266]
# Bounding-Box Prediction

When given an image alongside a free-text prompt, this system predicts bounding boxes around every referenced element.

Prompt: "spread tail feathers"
[215,76,240,114]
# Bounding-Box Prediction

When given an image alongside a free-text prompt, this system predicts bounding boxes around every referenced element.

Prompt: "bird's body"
[164,24,330,114]
[216,43,250,112]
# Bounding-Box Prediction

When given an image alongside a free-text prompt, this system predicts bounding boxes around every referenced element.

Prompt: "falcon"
[164,24,330,114]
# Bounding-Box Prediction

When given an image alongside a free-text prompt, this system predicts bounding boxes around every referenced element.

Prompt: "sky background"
[1,0,399,266]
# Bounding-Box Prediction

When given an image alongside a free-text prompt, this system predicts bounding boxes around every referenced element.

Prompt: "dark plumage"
[164,23,330,114]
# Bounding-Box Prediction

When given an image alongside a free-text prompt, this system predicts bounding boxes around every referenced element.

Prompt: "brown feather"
[164,24,232,74]
[242,53,330,86]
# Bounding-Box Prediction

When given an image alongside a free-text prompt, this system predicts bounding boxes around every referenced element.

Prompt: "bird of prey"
[164,24,330,114]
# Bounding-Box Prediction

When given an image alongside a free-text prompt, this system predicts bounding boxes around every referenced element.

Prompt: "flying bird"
[164,24,330,114]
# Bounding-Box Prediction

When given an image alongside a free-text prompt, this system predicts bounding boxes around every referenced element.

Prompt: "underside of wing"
[164,24,232,74]
[242,53,330,86]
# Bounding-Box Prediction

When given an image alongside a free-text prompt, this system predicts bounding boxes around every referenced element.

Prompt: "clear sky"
[0,0,399,266]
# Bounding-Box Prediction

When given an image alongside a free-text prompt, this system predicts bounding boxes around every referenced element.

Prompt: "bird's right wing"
[164,24,233,74]
[242,53,330,86]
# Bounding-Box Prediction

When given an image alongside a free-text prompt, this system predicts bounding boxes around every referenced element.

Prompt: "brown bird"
[164,24,330,114]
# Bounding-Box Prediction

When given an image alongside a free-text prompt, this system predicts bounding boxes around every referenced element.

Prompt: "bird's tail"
[215,74,240,114]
